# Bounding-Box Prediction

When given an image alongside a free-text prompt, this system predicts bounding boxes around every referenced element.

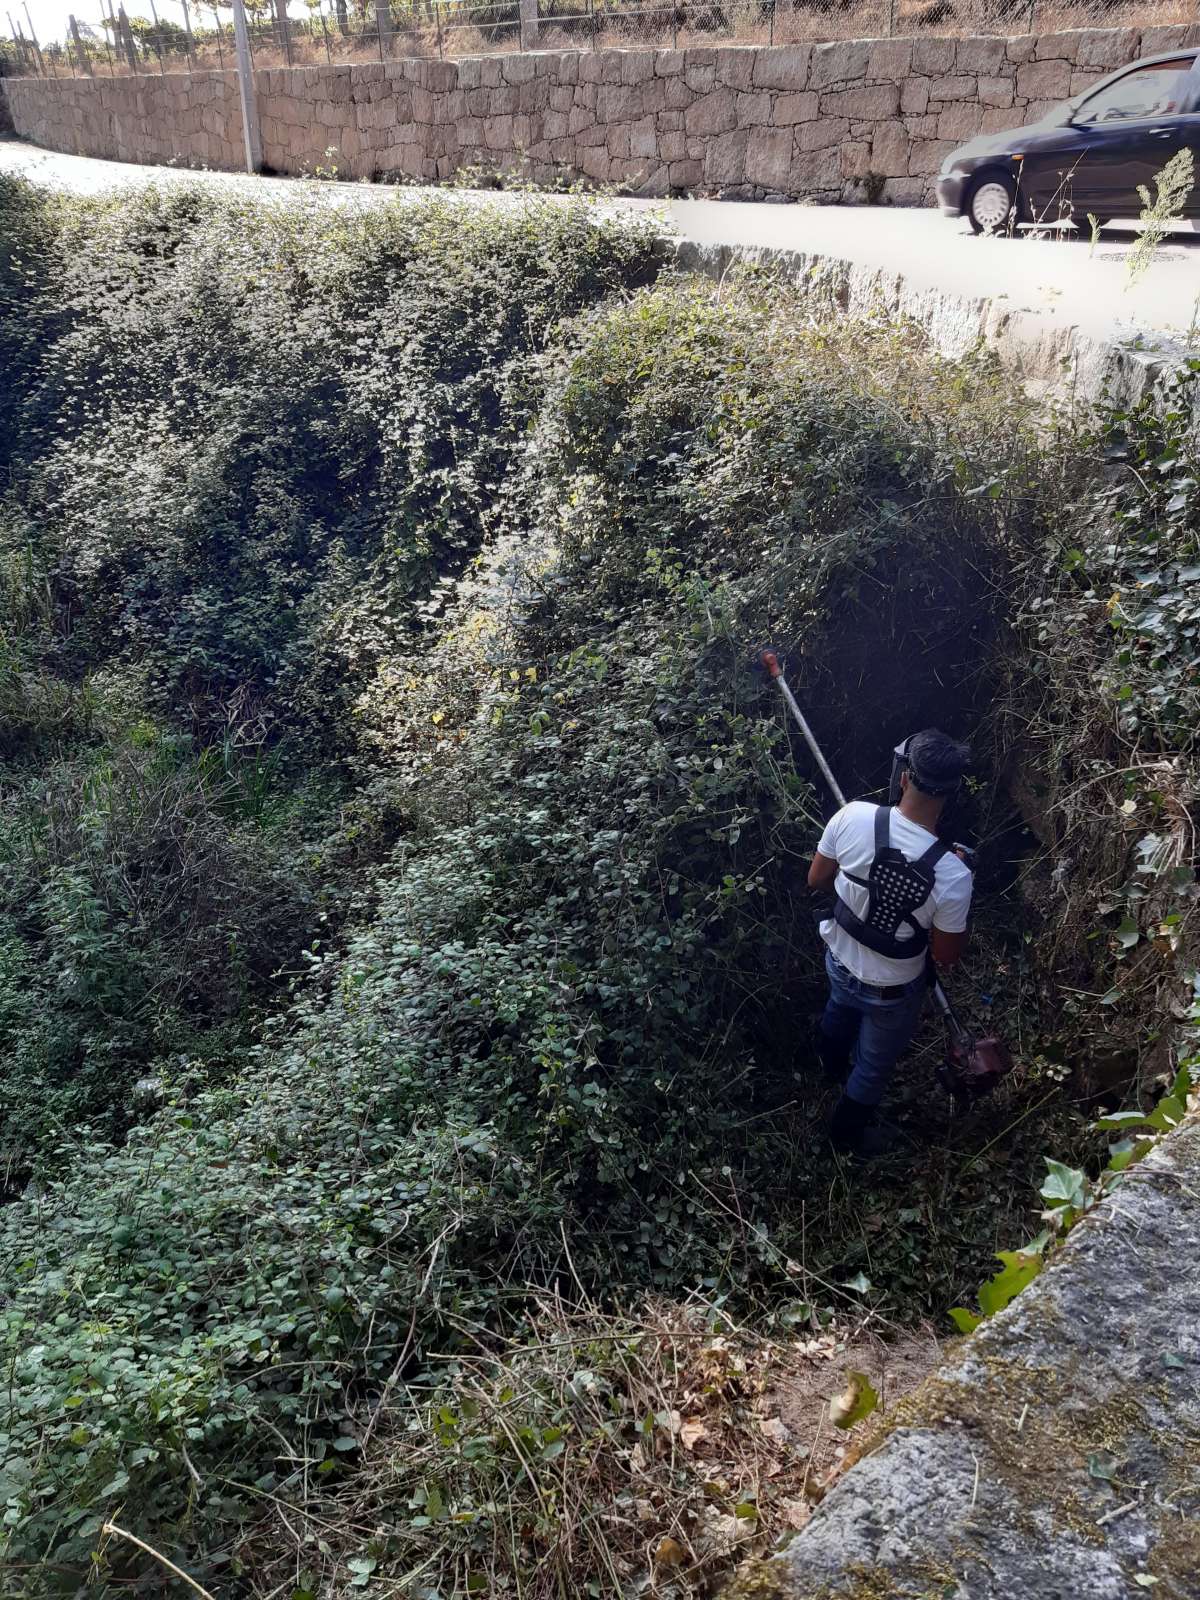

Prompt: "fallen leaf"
[781,1498,812,1531]
[759,1416,789,1446]
[829,1371,879,1430]
[680,1417,708,1451]
[654,1536,687,1570]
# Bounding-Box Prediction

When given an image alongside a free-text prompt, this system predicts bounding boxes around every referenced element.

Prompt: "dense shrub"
[0,186,1063,1589]
[0,180,663,1174]
[994,359,1200,1072]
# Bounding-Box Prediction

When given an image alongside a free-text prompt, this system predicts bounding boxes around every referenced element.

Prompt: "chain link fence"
[2,0,1197,78]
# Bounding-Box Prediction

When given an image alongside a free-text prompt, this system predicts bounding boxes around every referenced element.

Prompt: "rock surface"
[5,24,1200,201]
[723,1119,1200,1600]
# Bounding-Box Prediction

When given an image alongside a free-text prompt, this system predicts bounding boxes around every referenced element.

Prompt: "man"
[807,729,973,1158]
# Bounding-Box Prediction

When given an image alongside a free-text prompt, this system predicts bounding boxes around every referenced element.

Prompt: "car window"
[1075,59,1194,124]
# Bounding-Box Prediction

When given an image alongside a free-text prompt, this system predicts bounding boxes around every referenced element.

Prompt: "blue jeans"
[820,951,927,1108]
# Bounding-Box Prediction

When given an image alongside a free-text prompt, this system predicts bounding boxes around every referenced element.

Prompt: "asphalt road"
[3,136,1198,347]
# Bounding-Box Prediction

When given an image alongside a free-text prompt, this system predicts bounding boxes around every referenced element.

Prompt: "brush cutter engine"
[934,1015,1014,1107]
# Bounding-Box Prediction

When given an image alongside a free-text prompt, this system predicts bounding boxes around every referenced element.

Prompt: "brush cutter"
[759,650,1012,1107]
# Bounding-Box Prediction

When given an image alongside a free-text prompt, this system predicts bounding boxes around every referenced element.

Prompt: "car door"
[1058,56,1198,219]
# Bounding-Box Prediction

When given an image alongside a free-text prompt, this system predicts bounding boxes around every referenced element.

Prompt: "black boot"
[828,1093,898,1159]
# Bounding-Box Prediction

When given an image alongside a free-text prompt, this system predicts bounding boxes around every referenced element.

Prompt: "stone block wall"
[5,24,1200,204]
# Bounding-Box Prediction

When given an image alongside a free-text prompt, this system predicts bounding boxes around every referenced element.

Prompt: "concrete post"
[116,4,137,69]
[70,13,92,72]
[519,0,538,50]
[230,0,263,173]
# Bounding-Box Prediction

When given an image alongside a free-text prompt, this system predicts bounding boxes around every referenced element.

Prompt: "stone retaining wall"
[726,1117,1200,1600]
[5,24,1200,202]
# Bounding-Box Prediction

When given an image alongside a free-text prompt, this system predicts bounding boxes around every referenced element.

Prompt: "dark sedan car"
[938,49,1200,233]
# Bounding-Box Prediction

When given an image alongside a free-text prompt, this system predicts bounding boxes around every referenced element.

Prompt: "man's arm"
[808,851,839,893]
[930,927,967,968]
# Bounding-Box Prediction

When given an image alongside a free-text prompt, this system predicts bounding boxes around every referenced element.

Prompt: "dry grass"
[238,1295,942,1599]
[23,0,1199,81]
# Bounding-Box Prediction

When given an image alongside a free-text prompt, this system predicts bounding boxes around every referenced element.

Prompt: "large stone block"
[908,136,957,174]
[596,83,642,120]
[702,127,747,184]
[744,124,794,189]
[871,118,909,177]
[607,123,630,158]
[901,77,929,116]
[1140,24,1193,54]
[936,101,983,141]
[620,49,655,85]
[752,45,811,91]
[978,74,1014,109]
[773,90,818,125]
[684,87,736,135]
[840,140,871,179]
[1016,58,1072,101]
[684,62,716,95]
[659,129,687,161]
[820,82,900,119]
[654,49,683,76]
[669,157,703,187]
[795,116,848,152]
[579,144,610,180]
[809,40,867,90]
[483,113,513,149]
[736,91,771,127]
[927,75,976,102]
[1005,34,1038,65]
[629,114,657,157]
[913,36,955,75]
[714,47,756,90]
[788,147,840,189]
[954,35,1006,74]
[866,38,912,81]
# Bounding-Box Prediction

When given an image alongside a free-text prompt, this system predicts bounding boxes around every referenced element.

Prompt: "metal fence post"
[181,0,196,68]
[21,3,44,72]
[589,0,595,50]
[320,7,331,61]
[230,0,263,170]
[212,7,224,69]
[435,0,443,57]
[147,0,166,73]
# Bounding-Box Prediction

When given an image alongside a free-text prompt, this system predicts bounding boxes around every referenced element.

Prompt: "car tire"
[967,172,1018,236]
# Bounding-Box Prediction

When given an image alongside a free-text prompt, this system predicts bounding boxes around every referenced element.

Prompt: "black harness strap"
[834,806,949,961]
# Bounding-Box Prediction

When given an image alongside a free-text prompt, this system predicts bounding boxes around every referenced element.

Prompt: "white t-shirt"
[817,801,973,985]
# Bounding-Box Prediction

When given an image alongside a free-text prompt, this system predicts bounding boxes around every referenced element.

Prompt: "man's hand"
[808,851,838,893]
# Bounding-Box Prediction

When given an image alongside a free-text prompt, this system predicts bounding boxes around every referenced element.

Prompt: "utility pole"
[230,0,263,173]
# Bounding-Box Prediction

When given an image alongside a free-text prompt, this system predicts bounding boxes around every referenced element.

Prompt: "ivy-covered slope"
[3,176,1196,1595]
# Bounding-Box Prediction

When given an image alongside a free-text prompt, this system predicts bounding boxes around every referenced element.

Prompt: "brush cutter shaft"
[761,652,847,809]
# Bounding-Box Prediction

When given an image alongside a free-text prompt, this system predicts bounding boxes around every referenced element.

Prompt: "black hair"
[905,728,970,798]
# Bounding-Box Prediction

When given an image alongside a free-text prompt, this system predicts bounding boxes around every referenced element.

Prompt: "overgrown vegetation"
[0,175,1196,1597]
